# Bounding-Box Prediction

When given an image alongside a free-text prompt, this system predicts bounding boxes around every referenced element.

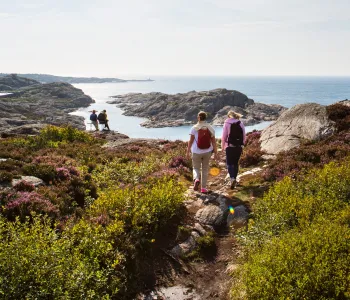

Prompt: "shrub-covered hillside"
[0,126,192,299]
[230,103,350,299]
[231,158,350,299]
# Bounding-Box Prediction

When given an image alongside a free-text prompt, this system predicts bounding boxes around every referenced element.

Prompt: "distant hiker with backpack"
[186,111,218,193]
[97,110,110,131]
[89,110,99,131]
[221,110,246,189]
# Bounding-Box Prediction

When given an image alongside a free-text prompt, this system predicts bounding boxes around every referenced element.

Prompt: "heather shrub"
[55,166,81,182]
[32,155,76,167]
[327,103,350,132]
[22,163,56,184]
[0,171,13,183]
[0,159,23,173]
[3,192,59,221]
[232,158,350,299]
[0,215,123,299]
[169,155,190,169]
[263,132,350,181]
[240,131,265,168]
[13,180,35,192]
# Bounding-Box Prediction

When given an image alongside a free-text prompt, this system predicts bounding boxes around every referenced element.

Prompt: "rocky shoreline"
[0,75,94,135]
[109,89,286,128]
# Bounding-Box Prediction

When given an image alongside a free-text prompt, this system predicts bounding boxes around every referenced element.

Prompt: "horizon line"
[2,72,350,78]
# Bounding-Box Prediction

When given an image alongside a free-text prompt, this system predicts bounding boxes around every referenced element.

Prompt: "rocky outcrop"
[0,74,40,91]
[260,103,336,155]
[109,89,286,128]
[12,176,44,187]
[0,82,94,135]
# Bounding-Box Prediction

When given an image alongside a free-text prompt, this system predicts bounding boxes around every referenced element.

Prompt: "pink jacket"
[221,118,246,150]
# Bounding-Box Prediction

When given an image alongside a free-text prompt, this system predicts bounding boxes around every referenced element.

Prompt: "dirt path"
[139,162,258,300]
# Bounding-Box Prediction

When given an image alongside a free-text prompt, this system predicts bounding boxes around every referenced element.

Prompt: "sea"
[70,76,350,141]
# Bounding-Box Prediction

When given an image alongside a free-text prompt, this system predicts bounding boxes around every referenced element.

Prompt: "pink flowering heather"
[32,155,75,167]
[56,167,71,180]
[5,191,59,221]
[13,180,35,192]
[169,156,190,169]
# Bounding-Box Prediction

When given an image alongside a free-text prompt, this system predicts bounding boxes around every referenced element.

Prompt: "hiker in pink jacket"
[221,111,246,189]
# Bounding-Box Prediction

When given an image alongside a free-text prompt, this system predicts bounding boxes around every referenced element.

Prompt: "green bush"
[186,231,216,261]
[22,164,56,184]
[249,159,350,246]
[38,125,93,144]
[90,177,184,238]
[0,171,13,183]
[233,217,350,300]
[0,216,123,299]
[91,156,162,189]
[232,158,350,299]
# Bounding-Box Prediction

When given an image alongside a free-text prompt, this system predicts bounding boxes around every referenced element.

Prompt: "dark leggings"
[226,146,243,179]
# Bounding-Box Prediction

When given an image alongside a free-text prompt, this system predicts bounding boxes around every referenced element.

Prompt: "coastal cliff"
[109,89,286,128]
[0,74,40,91]
[0,78,94,135]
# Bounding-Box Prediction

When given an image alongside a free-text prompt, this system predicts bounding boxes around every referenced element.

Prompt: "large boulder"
[260,103,336,155]
[195,204,226,227]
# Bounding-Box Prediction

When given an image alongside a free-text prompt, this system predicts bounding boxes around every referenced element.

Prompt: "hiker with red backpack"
[186,111,218,193]
[221,110,246,189]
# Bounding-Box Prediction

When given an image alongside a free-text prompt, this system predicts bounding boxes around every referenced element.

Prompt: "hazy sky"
[1,0,350,77]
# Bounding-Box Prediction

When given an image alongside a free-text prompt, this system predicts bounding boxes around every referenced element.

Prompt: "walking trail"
[138,159,265,300]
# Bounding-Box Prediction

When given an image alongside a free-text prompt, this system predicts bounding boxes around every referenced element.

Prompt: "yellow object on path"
[209,167,220,176]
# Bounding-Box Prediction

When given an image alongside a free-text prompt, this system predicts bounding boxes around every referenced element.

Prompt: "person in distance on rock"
[221,110,246,189]
[186,111,218,193]
[89,110,99,131]
[97,109,110,131]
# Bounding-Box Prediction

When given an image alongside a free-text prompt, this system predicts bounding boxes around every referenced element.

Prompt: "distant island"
[109,89,286,128]
[0,73,154,84]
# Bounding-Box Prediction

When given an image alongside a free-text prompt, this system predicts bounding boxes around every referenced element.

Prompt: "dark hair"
[198,111,207,121]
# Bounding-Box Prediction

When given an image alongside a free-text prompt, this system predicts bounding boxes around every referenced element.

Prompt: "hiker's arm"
[241,122,246,145]
[186,135,195,158]
[221,122,228,150]
[211,135,217,154]
[211,135,219,160]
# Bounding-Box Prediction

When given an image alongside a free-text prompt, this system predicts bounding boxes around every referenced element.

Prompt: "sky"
[1,0,350,77]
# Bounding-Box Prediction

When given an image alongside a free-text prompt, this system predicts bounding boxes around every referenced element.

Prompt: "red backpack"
[197,127,212,149]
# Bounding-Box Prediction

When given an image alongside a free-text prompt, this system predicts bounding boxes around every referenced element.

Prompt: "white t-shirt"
[190,126,214,154]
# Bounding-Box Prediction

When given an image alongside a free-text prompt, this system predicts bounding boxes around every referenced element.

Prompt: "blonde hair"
[197,111,207,121]
[228,110,242,119]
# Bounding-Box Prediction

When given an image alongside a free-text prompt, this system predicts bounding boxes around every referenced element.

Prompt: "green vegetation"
[0,125,191,298]
[186,231,216,261]
[231,159,350,299]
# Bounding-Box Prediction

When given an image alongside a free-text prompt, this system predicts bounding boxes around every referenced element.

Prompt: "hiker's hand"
[186,151,191,159]
[214,152,220,161]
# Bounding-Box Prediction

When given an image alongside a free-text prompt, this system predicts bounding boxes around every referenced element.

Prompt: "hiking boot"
[193,179,200,191]
[230,178,236,190]
[201,188,209,194]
